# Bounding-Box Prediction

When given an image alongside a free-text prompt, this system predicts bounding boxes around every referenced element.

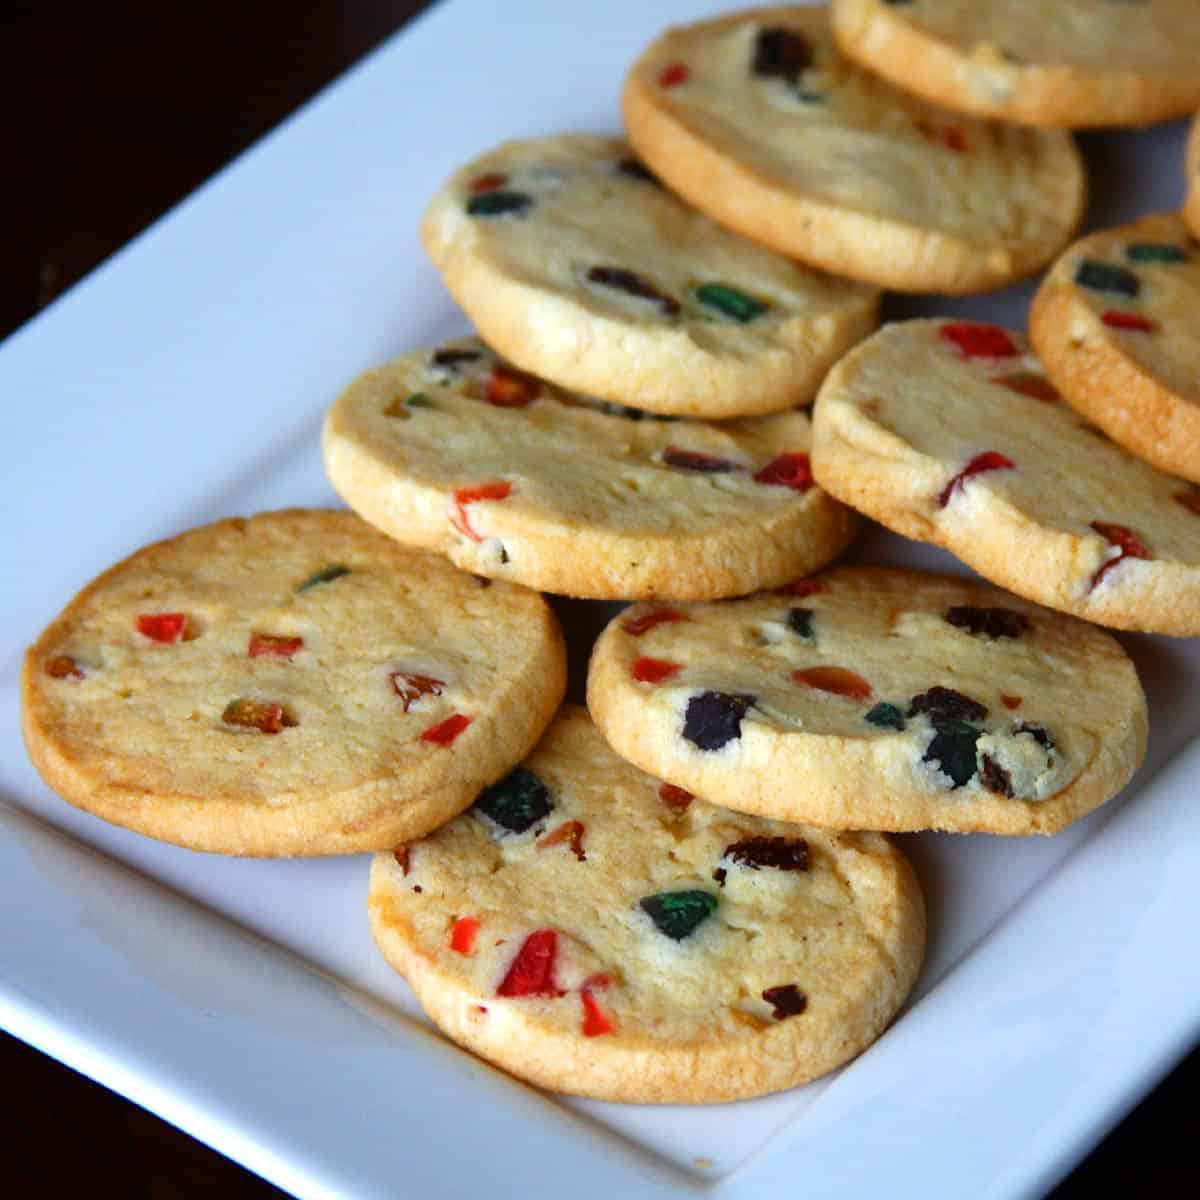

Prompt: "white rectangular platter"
[2,2,1198,1197]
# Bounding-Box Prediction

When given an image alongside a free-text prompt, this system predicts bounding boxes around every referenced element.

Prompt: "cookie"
[322,337,858,601]
[1186,112,1200,239]
[587,568,1146,837]
[420,134,879,419]
[368,706,925,1102]
[811,320,1200,636]
[831,0,1200,129]
[1031,213,1200,484]
[21,510,566,856]
[622,6,1085,294]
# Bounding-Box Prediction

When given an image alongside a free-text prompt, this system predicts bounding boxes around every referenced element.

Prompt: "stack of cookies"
[21,2,1200,1108]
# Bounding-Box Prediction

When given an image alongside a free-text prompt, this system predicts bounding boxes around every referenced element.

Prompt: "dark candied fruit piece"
[1126,243,1189,264]
[980,755,1014,797]
[945,606,1031,640]
[475,767,553,834]
[1014,722,1054,751]
[723,836,809,872]
[660,446,742,474]
[752,27,813,80]
[420,713,471,746]
[431,347,483,369]
[393,845,411,875]
[683,691,755,751]
[449,916,480,954]
[406,394,434,409]
[496,929,564,997]
[466,191,533,218]
[1175,488,1200,516]
[762,984,808,1020]
[1090,521,1151,588]
[222,698,295,734]
[136,613,187,644]
[615,157,659,185]
[248,633,303,659]
[586,266,680,316]
[45,655,85,680]
[908,686,988,724]
[622,607,686,637]
[486,364,540,407]
[793,666,872,702]
[640,890,718,940]
[778,576,827,597]
[580,988,614,1037]
[1102,311,1158,333]
[865,702,905,731]
[659,782,693,813]
[469,173,507,194]
[390,672,445,712]
[997,372,1059,403]
[923,720,981,788]
[695,283,769,323]
[658,62,689,88]
[786,607,815,640]
[632,656,682,684]
[939,323,1019,359]
[754,452,813,491]
[537,819,586,862]
[937,451,1015,508]
[296,564,350,593]
[450,480,513,541]
[1074,260,1139,297]
[1001,694,1023,710]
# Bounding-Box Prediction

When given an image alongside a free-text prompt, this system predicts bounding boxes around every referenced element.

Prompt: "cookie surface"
[21,510,566,856]
[622,6,1085,294]
[587,568,1146,836]
[368,706,925,1102]
[811,320,1200,635]
[832,0,1200,128]
[1186,113,1200,239]
[323,337,858,600]
[1031,213,1200,483]
[420,134,878,419]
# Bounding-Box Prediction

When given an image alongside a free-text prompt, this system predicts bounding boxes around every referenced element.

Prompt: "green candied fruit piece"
[1126,243,1189,265]
[1073,260,1139,298]
[406,393,434,408]
[474,767,552,834]
[695,283,770,323]
[923,719,981,789]
[865,702,906,731]
[295,564,351,593]
[466,191,533,218]
[640,890,718,941]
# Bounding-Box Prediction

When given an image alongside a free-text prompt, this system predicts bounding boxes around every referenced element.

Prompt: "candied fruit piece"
[1175,488,1200,516]
[762,984,807,1020]
[486,364,540,407]
[777,576,827,597]
[475,767,552,834]
[937,451,1015,508]
[1126,243,1188,264]
[658,783,694,813]
[945,606,1030,640]
[622,608,686,637]
[136,613,187,643]
[793,666,872,702]
[45,655,84,680]
[537,819,586,862]
[683,691,755,751]
[1015,722,1054,751]
[248,633,303,659]
[296,564,350,593]
[580,988,614,1037]
[908,687,988,724]
[659,62,689,87]
[222,698,294,734]
[752,27,812,79]
[939,323,1019,359]
[786,607,815,640]
[469,173,507,193]
[390,672,445,712]
[923,721,981,788]
[723,836,809,872]
[1075,260,1139,297]
[467,191,533,218]
[586,266,680,316]
[997,372,1059,403]
[450,480,512,541]
[393,845,411,875]
[421,713,471,746]
[660,447,741,474]
[640,890,718,940]
[615,157,659,185]
[431,347,483,369]
[497,929,563,997]
[865,702,905,731]
[1090,521,1151,588]
[754,452,813,491]
[1101,311,1158,333]
[980,756,1014,797]
[695,283,769,323]
[450,916,480,955]
[1001,694,1023,710]
[632,657,682,684]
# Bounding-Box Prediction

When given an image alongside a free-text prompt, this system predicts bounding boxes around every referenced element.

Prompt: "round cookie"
[420,133,879,419]
[1186,113,1200,239]
[1031,213,1200,483]
[831,0,1200,129]
[322,337,858,601]
[811,320,1200,636]
[587,568,1147,837]
[368,705,925,1102]
[622,6,1086,294]
[21,510,566,856]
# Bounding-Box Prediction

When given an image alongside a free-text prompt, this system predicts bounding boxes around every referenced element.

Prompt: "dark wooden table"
[3,1,1194,1195]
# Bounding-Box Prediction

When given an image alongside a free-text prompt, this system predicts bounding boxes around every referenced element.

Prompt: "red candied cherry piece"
[222,698,293,734]
[390,672,446,712]
[450,480,513,541]
[939,323,1020,359]
[1175,488,1200,516]
[470,173,507,194]
[486,364,540,408]
[449,916,480,955]
[661,446,742,473]
[393,845,412,875]
[45,655,85,680]
[421,713,472,746]
[1001,694,1023,710]
[659,62,689,88]
[937,451,1015,508]
[621,608,686,637]
[580,988,615,1037]
[793,666,873,702]
[1101,311,1159,333]
[1090,521,1151,589]
[632,657,681,684]
[997,372,1059,403]
[136,612,187,643]
[248,633,303,659]
[537,819,586,862]
[942,127,968,153]
[777,577,828,598]
[753,452,813,491]
[659,782,694,813]
[496,929,564,998]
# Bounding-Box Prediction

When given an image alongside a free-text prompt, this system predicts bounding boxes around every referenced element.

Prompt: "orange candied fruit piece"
[792,666,873,702]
